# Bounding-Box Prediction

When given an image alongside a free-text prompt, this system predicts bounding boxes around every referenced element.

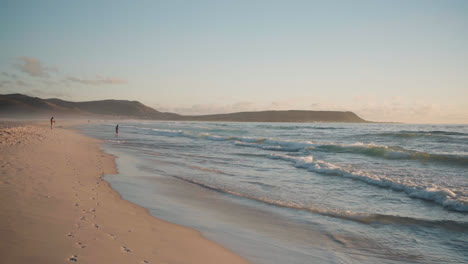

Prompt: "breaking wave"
[139,128,468,167]
[266,153,468,213]
[168,172,468,228]
[314,143,468,166]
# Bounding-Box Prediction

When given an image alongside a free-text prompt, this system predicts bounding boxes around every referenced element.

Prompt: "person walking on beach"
[50,116,55,130]
[115,124,119,136]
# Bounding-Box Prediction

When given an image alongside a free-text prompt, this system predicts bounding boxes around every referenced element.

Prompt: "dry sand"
[0,121,248,264]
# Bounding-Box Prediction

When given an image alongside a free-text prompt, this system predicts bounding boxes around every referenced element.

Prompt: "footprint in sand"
[75,242,86,249]
[121,246,132,253]
[107,233,117,240]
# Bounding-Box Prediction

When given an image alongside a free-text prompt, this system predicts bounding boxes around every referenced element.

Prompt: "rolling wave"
[138,127,468,166]
[234,138,468,167]
[267,154,468,212]
[167,172,468,229]
[314,143,468,166]
[375,130,467,138]
[257,125,346,130]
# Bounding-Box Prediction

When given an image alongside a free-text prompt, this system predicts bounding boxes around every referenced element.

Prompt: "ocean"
[77,121,468,264]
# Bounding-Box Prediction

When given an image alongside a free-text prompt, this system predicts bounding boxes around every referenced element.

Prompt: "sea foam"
[267,153,468,212]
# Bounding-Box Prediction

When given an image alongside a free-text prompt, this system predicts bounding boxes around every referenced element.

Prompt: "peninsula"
[0,94,367,123]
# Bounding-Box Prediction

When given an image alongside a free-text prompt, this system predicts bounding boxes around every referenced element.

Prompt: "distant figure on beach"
[115,124,119,136]
[50,116,55,130]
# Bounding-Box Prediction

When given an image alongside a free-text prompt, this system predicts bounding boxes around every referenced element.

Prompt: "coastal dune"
[0,121,248,264]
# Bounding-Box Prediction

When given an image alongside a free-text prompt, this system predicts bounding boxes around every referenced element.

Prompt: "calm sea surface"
[78,121,468,264]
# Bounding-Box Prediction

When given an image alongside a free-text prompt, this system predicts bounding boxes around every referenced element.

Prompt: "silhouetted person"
[115,124,119,136]
[50,116,55,129]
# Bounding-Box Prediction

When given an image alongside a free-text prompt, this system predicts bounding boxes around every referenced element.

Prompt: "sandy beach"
[0,121,248,264]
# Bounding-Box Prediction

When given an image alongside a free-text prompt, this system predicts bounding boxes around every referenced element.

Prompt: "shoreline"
[0,121,248,264]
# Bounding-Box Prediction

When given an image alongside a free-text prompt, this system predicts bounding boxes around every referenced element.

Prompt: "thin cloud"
[16,57,57,77]
[16,80,28,86]
[157,98,323,115]
[0,80,11,88]
[267,96,320,111]
[40,79,65,86]
[2,72,17,79]
[342,96,468,123]
[66,76,127,85]
[156,102,257,115]
[29,89,71,99]
[12,58,126,87]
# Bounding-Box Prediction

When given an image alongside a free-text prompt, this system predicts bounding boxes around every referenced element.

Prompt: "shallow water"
[78,121,468,263]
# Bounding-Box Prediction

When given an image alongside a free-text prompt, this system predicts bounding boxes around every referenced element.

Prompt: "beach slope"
[0,122,248,264]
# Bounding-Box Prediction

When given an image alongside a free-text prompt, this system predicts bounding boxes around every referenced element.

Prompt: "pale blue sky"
[1,0,467,123]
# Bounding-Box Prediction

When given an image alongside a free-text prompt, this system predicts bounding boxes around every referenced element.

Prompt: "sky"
[0,0,467,123]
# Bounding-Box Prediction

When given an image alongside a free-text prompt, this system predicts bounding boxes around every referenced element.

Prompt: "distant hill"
[0,94,368,122]
[0,94,180,119]
[179,110,366,123]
